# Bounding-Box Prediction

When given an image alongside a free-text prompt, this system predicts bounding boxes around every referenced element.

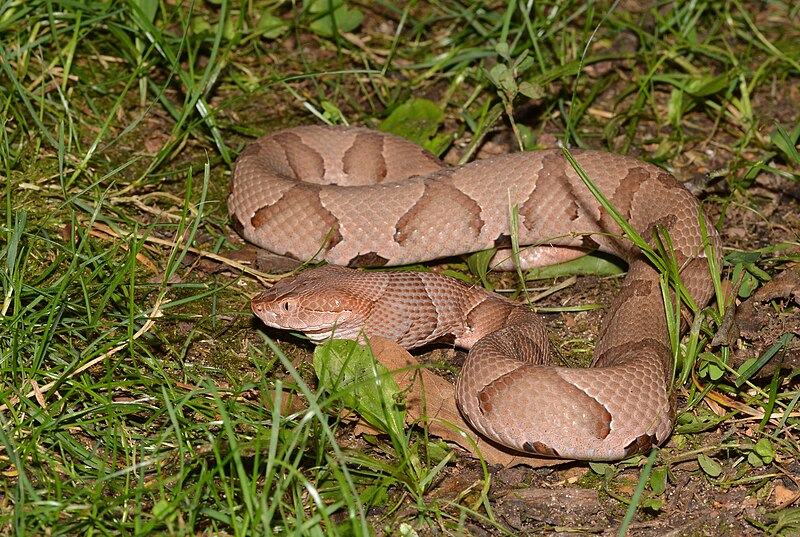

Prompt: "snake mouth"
[252,313,349,343]
[302,329,337,343]
[290,322,361,344]
[254,308,358,340]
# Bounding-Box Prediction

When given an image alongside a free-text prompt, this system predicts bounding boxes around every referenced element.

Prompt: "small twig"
[82,219,285,285]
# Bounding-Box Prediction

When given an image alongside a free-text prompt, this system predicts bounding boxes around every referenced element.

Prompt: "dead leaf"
[774,483,800,508]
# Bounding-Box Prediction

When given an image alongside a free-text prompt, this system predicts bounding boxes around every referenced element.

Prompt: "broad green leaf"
[588,461,609,475]
[308,0,343,14]
[313,339,405,439]
[379,98,449,154]
[729,261,765,299]
[725,251,761,265]
[307,0,363,38]
[518,80,543,99]
[650,466,667,495]
[748,451,764,467]
[256,11,289,39]
[320,100,345,123]
[698,353,725,381]
[494,41,510,59]
[466,248,497,291]
[641,497,663,512]
[191,16,211,34]
[697,453,723,477]
[675,407,729,434]
[685,74,730,97]
[753,437,776,464]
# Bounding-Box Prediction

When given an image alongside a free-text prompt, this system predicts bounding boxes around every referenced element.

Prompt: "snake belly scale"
[230,125,721,461]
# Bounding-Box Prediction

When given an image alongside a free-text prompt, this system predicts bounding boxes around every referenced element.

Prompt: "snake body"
[230,125,721,460]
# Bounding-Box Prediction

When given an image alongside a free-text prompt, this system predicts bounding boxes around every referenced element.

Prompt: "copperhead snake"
[230,125,721,461]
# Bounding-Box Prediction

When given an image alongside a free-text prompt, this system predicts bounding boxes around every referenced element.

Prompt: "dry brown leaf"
[262,388,309,416]
[774,483,797,507]
[367,336,566,468]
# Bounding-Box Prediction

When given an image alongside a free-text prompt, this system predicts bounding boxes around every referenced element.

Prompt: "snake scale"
[229,125,721,461]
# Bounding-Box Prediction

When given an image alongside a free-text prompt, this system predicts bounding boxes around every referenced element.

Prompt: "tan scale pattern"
[250,184,341,259]
[394,177,484,246]
[235,126,723,460]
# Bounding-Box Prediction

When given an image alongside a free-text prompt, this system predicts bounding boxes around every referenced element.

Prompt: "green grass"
[1,0,799,535]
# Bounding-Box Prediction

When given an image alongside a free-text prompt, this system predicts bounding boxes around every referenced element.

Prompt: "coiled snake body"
[230,126,721,461]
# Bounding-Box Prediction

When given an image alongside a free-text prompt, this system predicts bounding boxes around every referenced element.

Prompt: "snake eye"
[281,300,292,312]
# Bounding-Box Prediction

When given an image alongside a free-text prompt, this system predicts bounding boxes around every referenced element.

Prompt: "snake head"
[251,266,375,344]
